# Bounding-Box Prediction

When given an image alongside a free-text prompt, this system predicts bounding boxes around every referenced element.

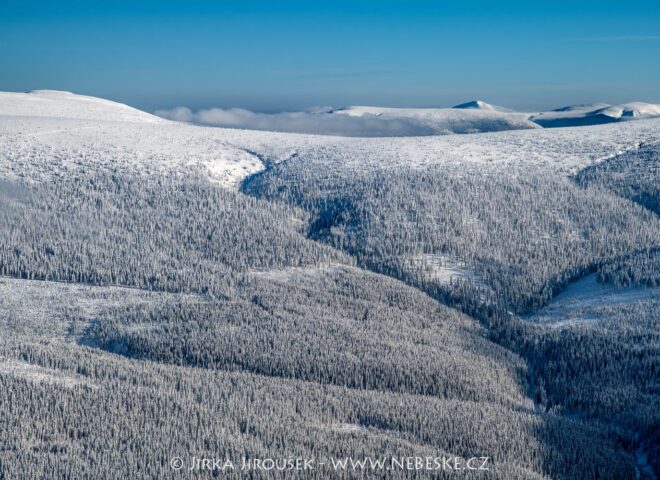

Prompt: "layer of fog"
[155,106,436,137]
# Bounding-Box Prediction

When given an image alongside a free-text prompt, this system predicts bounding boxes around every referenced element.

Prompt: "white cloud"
[154,106,434,137]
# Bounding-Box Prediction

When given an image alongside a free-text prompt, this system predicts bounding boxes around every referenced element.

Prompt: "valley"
[0,90,658,479]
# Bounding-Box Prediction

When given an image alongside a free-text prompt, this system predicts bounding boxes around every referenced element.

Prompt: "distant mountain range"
[334,99,660,134]
[3,90,660,138]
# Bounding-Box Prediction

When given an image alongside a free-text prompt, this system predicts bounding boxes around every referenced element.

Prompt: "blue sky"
[1,0,659,112]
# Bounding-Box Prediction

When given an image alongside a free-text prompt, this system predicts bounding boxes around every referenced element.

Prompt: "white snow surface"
[524,274,660,329]
[531,102,660,127]
[595,102,660,119]
[0,359,94,389]
[2,90,660,188]
[0,90,164,123]
[0,275,197,341]
[407,254,481,286]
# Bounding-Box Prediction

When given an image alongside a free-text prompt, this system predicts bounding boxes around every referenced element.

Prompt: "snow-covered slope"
[2,90,660,189]
[594,102,660,119]
[0,90,292,187]
[0,90,164,123]
[333,103,538,134]
[531,102,660,127]
[333,100,660,132]
[524,274,660,329]
[452,100,512,112]
[243,119,660,178]
[453,100,496,110]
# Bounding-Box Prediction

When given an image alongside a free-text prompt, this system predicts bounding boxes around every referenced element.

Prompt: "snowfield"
[531,101,660,128]
[524,274,660,329]
[0,275,195,341]
[2,90,660,189]
[0,358,94,389]
[0,90,164,124]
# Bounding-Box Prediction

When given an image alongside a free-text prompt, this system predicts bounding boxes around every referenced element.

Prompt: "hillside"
[338,101,660,132]
[532,102,660,127]
[0,90,164,123]
[1,90,659,479]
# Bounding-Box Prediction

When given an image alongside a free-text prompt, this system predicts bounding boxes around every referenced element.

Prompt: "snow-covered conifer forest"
[0,90,658,479]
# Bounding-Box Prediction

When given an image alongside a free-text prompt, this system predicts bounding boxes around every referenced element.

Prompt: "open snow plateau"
[2,90,660,190]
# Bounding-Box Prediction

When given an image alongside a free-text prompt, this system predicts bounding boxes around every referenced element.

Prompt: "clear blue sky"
[1,0,659,112]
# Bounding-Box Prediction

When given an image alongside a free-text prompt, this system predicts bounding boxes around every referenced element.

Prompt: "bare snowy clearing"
[406,254,481,286]
[0,358,94,389]
[249,262,349,282]
[524,274,660,329]
[0,276,197,341]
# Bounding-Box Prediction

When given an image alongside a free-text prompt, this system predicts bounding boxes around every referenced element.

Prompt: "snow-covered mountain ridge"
[2,90,660,189]
[0,90,164,123]
[338,99,660,131]
[531,101,660,127]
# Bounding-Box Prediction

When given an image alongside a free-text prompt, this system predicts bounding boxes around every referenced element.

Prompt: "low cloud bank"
[155,106,434,137]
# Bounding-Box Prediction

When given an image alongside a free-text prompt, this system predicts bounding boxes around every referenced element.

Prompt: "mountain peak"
[452,100,495,110]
